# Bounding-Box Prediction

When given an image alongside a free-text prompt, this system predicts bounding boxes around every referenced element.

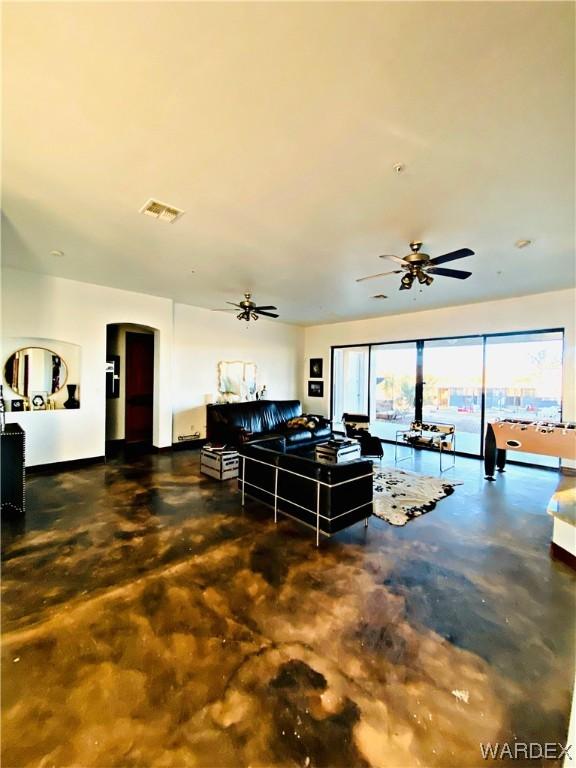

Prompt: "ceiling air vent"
[139,199,184,223]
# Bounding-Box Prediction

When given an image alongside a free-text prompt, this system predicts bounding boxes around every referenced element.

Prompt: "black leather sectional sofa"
[238,436,373,544]
[206,400,331,451]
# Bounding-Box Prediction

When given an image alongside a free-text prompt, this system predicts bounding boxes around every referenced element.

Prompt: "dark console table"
[1,424,25,515]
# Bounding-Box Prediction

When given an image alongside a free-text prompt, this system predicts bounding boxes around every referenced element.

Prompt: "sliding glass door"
[485,332,563,466]
[422,337,484,455]
[370,343,417,441]
[332,346,369,430]
[331,328,564,466]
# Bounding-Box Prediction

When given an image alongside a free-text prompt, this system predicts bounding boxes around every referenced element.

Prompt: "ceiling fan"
[215,293,279,321]
[357,241,474,291]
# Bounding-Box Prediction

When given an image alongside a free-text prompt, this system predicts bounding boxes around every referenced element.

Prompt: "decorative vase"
[64,384,80,409]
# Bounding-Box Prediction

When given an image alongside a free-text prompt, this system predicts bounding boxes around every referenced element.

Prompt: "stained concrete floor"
[1,449,575,767]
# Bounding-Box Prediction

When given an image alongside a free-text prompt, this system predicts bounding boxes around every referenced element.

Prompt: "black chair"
[342,413,384,461]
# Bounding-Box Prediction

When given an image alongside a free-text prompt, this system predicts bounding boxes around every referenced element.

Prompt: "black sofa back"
[239,441,373,539]
[206,400,302,444]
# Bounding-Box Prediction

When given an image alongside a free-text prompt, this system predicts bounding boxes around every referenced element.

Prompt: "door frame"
[105,322,161,451]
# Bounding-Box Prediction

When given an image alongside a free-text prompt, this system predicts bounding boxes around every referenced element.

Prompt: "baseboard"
[550,542,576,570]
[27,456,106,474]
[172,438,207,451]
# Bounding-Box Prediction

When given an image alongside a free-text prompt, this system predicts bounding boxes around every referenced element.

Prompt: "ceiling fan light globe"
[401,273,413,287]
[417,271,428,285]
[426,275,434,286]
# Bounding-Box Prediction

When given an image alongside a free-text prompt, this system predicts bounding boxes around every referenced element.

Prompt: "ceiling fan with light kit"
[357,241,475,291]
[214,293,279,322]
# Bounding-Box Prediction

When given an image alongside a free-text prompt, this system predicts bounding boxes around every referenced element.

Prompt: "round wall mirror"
[4,347,68,397]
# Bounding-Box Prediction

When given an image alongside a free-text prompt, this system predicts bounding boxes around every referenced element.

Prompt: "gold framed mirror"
[4,347,68,398]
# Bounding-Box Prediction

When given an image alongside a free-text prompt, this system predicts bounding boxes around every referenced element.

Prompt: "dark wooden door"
[125,332,154,444]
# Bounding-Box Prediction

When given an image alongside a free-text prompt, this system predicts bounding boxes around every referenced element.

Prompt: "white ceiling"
[2,1,574,325]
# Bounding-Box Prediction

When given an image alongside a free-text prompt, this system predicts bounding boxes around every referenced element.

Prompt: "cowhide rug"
[373,467,463,526]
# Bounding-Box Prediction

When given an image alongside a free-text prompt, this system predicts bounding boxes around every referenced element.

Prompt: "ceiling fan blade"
[212,308,239,312]
[427,267,472,279]
[255,310,279,318]
[356,270,403,283]
[253,305,277,311]
[427,248,474,266]
[226,301,244,308]
[378,254,405,264]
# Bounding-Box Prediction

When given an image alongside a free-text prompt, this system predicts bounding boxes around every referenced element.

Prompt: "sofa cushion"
[260,402,281,434]
[219,402,264,435]
[313,424,331,440]
[285,427,313,444]
[274,400,302,424]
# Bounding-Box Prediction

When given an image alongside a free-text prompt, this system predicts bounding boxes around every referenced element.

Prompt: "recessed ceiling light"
[515,239,532,248]
[49,250,65,257]
[371,294,388,299]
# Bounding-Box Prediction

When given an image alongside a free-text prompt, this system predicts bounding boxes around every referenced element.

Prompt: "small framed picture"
[31,392,47,411]
[309,358,323,378]
[308,380,324,398]
[11,399,25,412]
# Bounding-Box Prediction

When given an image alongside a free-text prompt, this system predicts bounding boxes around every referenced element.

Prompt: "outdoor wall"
[172,303,303,441]
[2,268,174,466]
[302,289,576,465]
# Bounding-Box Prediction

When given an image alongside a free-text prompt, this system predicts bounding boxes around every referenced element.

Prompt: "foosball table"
[484,418,576,480]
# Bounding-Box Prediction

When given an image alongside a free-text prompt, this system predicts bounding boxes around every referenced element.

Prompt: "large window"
[370,342,417,441]
[484,332,563,467]
[331,329,564,465]
[422,337,484,455]
[332,346,369,427]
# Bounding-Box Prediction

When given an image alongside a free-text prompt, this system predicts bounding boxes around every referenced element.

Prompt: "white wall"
[172,303,303,441]
[2,269,174,466]
[302,290,576,456]
[1,268,304,464]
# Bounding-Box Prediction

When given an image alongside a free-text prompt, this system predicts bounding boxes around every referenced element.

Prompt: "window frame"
[330,327,565,465]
